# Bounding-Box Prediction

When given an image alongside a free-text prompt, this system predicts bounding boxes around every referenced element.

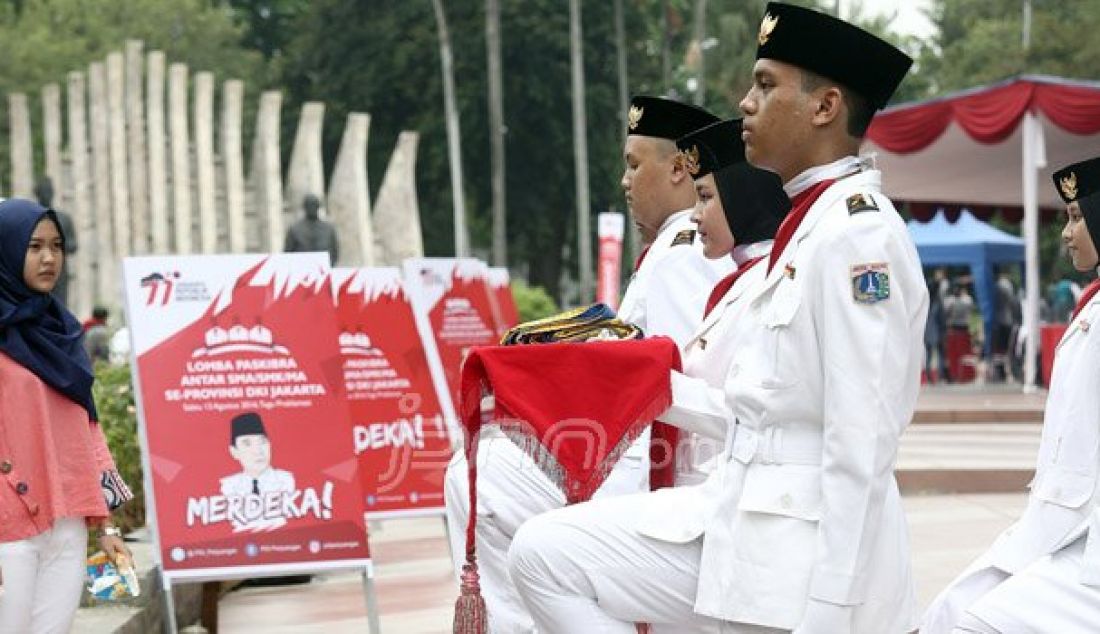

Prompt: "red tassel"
[453,561,488,634]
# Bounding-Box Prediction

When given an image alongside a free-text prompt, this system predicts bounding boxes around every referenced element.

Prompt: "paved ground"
[214,385,1045,633]
[64,384,1042,632]
[216,493,1028,633]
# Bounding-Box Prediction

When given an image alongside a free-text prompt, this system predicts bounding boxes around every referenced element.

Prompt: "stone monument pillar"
[147,50,169,254]
[222,80,246,253]
[125,40,149,254]
[248,90,284,253]
[285,101,325,228]
[326,112,373,266]
[168,63,193,254]
[88,61,116,305]
[42,84,65,209]
[107,51,132,258]
[8,93,34,199]
[194,71,217,253]
[67,72,93,317]
[372,131,424,265]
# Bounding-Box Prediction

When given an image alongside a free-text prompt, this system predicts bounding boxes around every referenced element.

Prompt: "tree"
[917,0,1100,95]
[0,0,267,93]
[0,0,268,187]
[274,0,1100,301]
[223,0,310,61]
[485,0,505,266]
[281,0,629,302]
[432,0,471,257]
[909,0,1100,291]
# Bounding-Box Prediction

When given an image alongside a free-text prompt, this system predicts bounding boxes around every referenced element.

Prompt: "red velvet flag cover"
[451,337,680,632]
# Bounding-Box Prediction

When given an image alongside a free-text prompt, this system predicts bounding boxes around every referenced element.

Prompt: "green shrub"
[511,280,559,322]
[92,362,145,534]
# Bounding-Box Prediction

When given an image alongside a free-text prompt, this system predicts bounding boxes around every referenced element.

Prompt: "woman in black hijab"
[666,118,789,485]
[678,118,789,318]
[0,199,132,632]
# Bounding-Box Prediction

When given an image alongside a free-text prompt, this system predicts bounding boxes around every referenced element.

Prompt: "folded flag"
[452,306,681,634]
[499,303,643,344]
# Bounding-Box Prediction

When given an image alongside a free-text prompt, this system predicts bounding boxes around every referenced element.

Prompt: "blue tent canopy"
[907,210,1026,356]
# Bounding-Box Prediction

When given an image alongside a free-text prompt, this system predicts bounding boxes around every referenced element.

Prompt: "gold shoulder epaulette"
[670,229,696,247]
[846,193,879,215]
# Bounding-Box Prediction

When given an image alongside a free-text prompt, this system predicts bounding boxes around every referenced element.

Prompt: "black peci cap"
[754,2,912,109]
[230,412,267,445]
[676,119,746,179]
[1053,156,1100,204]
[1055,157,1100,257]
[677,118,788,246]
[627,95,719,141]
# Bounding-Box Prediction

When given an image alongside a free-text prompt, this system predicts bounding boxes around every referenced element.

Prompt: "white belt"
[730,421,822,466]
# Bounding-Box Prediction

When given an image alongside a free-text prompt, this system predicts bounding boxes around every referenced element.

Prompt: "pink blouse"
[0,352,115,542]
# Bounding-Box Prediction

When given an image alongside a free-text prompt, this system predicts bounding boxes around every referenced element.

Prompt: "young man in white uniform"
[443,97,729,633]
[506,4,925,633]
[922,156,1100,634]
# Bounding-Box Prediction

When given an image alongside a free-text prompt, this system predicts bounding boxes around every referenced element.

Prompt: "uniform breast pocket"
[1033,467,1096,509]
[737,463,822,520]
[754,279,803,390]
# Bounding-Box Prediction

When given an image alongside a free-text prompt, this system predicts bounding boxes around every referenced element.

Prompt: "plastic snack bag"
[86,551,140,600]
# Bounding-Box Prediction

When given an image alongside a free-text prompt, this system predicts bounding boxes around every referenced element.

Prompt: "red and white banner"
[123,254,370,582]
[333,268,453,518]
[486,267,520,337]
[597,212,625,309]
[401,258,499,418]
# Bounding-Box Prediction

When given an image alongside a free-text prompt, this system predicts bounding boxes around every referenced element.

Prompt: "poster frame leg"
[361,566,382,634]
[162,570,179,634]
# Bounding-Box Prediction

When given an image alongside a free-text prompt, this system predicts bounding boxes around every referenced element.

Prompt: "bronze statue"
[283,194,339,265]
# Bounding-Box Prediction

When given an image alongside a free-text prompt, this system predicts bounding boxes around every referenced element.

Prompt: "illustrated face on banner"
[123,254,370,578]
[230,434,272,477]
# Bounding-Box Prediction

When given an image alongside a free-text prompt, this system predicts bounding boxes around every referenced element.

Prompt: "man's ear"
[811,85,844,128]
[669,151,690,185]
[229,445,241,461]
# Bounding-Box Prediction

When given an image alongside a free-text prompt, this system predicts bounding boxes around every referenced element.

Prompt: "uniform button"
[780,493,793,509]
[15,481,28,495]
[29,503,39,516]
[0,460,11,474]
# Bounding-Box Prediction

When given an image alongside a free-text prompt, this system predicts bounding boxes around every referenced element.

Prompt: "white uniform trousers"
[925,537,1100,633]
[445,427,650,633]
[508,492,778,634]
[950,538,1100,633]
[0,517,89,634]
[921,548,1009,634]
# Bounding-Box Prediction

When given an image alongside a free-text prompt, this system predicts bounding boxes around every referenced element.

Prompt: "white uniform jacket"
[616,209,732,470]
[671,242,772,486]
[618,210,733,347]
[644,169,928,632]
[986,294,1100,582]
